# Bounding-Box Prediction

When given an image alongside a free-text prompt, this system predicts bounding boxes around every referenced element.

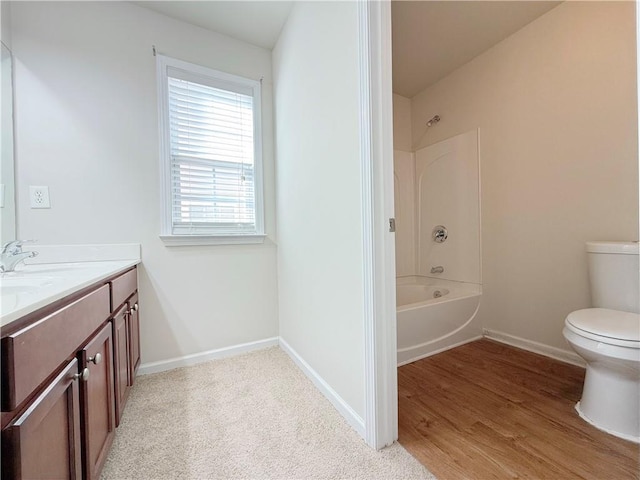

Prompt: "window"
[157,55,264,245]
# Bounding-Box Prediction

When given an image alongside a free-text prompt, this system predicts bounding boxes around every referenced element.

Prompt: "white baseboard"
[483,329,585,367]
[279,337,365,438]
[138,337,280,375]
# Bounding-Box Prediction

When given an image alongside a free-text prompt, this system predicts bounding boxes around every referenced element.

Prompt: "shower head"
[413,114,443,149]
[426,115,441,127]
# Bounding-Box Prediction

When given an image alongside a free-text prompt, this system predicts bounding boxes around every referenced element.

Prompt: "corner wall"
[393,94,416,277]
[410,2,638,352]
[393,93,412,151]
[11,2,279,366]
[273,2,365,426]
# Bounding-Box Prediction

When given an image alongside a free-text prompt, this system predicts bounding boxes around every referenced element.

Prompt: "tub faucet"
[1,240,38,273]
[430,266,444,274]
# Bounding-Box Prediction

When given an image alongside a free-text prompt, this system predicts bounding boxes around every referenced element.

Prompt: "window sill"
[160,234,266,247]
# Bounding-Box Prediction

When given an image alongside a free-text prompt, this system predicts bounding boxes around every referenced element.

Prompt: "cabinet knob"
[88,353,102,365]
[73,367,90,382]
[132,303,139,312]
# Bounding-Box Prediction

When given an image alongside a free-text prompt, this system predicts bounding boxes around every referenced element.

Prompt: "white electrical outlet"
[30,186,51,209]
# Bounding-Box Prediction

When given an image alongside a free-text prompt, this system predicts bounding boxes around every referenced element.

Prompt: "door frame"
[358,0,398,449]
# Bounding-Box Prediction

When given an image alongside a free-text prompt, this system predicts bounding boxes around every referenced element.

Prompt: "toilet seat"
[565,308,640,348]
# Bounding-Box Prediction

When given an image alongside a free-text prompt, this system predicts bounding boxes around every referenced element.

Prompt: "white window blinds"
[158,56,264,241]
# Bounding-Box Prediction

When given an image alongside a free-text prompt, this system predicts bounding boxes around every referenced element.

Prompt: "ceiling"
[134,1,561,97]
[133,1,293,50]
[392,1,561,97]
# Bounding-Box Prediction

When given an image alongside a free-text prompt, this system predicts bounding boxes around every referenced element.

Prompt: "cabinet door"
[80,323,115,480]
[128,293,140,383]
[1,359,82,479]
[112,305,130,427]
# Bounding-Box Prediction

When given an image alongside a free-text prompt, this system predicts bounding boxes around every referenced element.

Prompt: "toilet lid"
[566,308,640,342]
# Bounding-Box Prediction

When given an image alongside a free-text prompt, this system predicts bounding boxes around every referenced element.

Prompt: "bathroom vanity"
[0,257,140,480]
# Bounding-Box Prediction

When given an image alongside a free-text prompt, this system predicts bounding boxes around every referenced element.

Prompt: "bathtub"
[397,276,482,366]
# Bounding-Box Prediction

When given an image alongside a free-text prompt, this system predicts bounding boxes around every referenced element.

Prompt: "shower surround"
[395,129,482,365]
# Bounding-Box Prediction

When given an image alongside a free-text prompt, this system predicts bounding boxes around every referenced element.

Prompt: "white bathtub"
[397,276,482,365]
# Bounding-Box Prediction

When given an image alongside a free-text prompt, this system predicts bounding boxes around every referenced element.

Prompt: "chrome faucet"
[430,265,444,274]
[1,240,38,273]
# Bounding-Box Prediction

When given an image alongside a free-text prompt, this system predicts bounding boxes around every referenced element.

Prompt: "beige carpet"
[101,347,435,480]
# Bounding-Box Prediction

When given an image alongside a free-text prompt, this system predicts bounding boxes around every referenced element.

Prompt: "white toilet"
[563,241,640,443]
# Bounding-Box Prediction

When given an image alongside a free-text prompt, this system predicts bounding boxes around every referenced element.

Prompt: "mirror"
[1,41,16,245]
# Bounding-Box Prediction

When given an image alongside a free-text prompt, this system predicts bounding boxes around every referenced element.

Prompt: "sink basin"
[1,263,117,298]
[1,259,138,326]
[12,263,106,276]
[0,276,58,295]
[1,285,43,295]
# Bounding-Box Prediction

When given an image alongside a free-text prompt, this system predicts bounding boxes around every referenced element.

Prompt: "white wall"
[1,0,15,245]
[393,150,415,277]
[11,2,278,364]
[410,2,638,351]
[1,1,11,48]
[392,93,416,277]
[273,2,365,421]
[392,93,412,151]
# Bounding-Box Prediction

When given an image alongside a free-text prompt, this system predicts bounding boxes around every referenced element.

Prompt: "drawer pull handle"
[74,368,90,382]
[88,353,102,365]
[126,303,139,316]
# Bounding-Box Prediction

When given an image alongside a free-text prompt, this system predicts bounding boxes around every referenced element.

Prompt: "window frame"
[156,54,265,246]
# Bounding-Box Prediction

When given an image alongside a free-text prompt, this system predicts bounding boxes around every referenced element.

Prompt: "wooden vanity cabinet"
[79,323,115,480]
[1,266,140,480]
[1,359,83,480]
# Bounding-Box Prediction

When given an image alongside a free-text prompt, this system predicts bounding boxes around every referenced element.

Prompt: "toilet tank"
[586,241,639,313]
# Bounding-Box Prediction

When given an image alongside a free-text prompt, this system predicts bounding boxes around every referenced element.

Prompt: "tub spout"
[430,266,444,274]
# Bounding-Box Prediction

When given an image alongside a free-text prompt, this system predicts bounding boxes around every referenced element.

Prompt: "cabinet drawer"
[110,268,137,312]
[1,285,110,411]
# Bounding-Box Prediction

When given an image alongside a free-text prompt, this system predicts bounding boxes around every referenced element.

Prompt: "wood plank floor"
[398,339,640,480]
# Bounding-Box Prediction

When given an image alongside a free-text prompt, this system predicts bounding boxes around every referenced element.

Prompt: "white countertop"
[1,243,141,327]
[1,260,140,327]
[2,243,144,329]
